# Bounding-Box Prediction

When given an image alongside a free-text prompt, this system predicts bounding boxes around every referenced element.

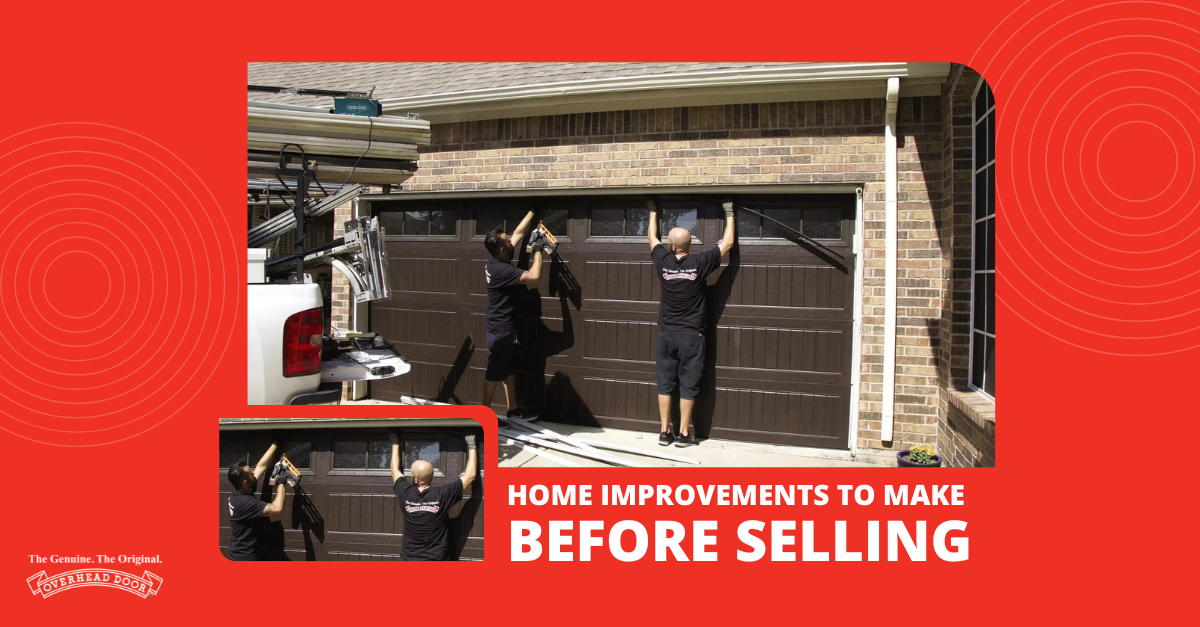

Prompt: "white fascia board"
[378,63,950,122]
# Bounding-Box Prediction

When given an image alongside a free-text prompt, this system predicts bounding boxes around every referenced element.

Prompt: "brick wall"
[935,65,997,467]
[330,200,354,400]
[378,98,945,453]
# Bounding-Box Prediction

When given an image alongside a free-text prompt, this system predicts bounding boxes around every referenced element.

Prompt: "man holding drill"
[226,442,288,561]
[481,208,549,420]
[647,199,736,447]
[390,430,479,561]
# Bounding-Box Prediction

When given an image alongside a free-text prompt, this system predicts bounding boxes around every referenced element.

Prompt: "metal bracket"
[300,216,391,303]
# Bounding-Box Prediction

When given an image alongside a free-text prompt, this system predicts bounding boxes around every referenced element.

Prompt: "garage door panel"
[372,308,459,348]
[722,263,849,310]
[711,387,848,441]
[585,260,660,302]
[387,257,459,295]
[588,376,660,423]
[369,193,855,449]
[584,319,657,362]
[713,325,852,374]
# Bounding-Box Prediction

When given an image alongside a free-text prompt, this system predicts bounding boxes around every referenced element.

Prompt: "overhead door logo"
[27,569,163,599]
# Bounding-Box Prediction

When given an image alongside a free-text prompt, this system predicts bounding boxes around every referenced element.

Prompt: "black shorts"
[485,331,520,382]
[655,330,705,400]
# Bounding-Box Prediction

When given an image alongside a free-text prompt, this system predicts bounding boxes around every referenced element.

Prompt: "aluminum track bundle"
[247,183,365,248]
[248,103,431,145]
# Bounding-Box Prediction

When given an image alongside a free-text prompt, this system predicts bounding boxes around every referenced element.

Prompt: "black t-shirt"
[484,259,526,336]
[394,478,465,561]
[227,491,267,561]
[652,244,723,332]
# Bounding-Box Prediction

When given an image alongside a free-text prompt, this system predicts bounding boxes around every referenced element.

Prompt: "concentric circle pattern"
[973,0,1200,356]
[0,123,240,445]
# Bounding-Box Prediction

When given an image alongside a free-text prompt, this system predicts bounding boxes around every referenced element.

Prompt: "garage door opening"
[365,191,857,449]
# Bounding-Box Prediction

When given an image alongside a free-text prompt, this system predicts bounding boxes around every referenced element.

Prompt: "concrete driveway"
[343,398,889,467]
[497,420,887,468]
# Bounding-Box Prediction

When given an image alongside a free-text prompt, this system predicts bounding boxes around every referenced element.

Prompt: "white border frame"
[969,79,996,403]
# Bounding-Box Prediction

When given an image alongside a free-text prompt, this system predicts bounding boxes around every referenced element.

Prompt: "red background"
[1,0,1195,623]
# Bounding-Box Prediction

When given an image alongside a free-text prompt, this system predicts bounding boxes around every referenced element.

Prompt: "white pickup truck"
[247,217,410,405]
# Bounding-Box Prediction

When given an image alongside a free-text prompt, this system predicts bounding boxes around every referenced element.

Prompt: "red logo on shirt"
[662,270,698,281]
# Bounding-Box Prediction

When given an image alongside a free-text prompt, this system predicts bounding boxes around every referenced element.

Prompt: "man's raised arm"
[461,434,478,490]
[389,430,403,485]
[646,196,661,250]
[518,249,543,285]
[262,482,286,517]
[718,200,736,259]
[253,442,279,483]
[509,209,537,247]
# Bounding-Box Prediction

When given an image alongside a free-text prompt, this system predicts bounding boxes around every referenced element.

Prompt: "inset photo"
[219,417,483,561]
[246,62,995,468]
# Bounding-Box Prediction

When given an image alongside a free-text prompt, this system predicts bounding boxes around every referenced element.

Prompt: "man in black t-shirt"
[648,199,736,447]
[389,430,479,561]
[481,208,542,421]
[226,442,288,561]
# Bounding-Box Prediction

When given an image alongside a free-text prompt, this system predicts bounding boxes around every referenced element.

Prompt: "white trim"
[881,77,900,443]
[378,63,951,123]
[848,187,866,455]
[363,183,859,202]
[969,79,996,404]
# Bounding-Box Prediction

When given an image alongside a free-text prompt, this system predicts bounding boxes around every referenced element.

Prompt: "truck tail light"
[283,307,323,378]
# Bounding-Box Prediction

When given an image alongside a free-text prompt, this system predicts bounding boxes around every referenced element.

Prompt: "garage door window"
[970,79,996,401]
[219,441,252,468]
[590,207,697,238]
[379,210,457,236]
[333,440,392,469]
[476,208,568,237]
[727,207,844,242]
[402,439,443,475]
[282,441,311,469]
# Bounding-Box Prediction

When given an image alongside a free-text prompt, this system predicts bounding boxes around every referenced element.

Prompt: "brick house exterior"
[250,63,996,466]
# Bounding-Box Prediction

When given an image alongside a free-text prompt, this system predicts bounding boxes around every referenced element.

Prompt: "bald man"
[389,430,478,561]
[647,199,736,447]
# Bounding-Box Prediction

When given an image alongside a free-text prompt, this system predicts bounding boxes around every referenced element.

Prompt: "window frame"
[217,438,312,476]
[586,203,703,244]
[469,205,572,245]
[326,435,447,478]
[399,436,448,479]
[376,205,460,242]
[724,204,850,247]
[969,78,996,403]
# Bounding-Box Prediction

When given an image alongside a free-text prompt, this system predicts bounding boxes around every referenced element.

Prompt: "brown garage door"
[368,193,855,449]
[218,423,484,560]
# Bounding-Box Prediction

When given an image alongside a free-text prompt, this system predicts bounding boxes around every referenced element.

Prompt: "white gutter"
[882,77,900,443]
[376,63,950,121]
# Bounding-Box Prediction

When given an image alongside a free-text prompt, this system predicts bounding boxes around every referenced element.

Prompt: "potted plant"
[897,444,942,467]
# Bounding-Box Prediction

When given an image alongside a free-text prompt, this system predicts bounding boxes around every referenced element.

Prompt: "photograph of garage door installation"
[219,417,483,561]
[246,63,996,469]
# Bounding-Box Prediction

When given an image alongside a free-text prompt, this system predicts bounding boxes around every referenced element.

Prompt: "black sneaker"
[658,431,675,446]
[674,433,698,448]
[506,408,538,422]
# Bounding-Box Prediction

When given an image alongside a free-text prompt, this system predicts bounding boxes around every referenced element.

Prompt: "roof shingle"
[247,62,800,106]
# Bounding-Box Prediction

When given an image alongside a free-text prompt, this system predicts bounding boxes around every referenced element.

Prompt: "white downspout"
[882,77,900,443]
